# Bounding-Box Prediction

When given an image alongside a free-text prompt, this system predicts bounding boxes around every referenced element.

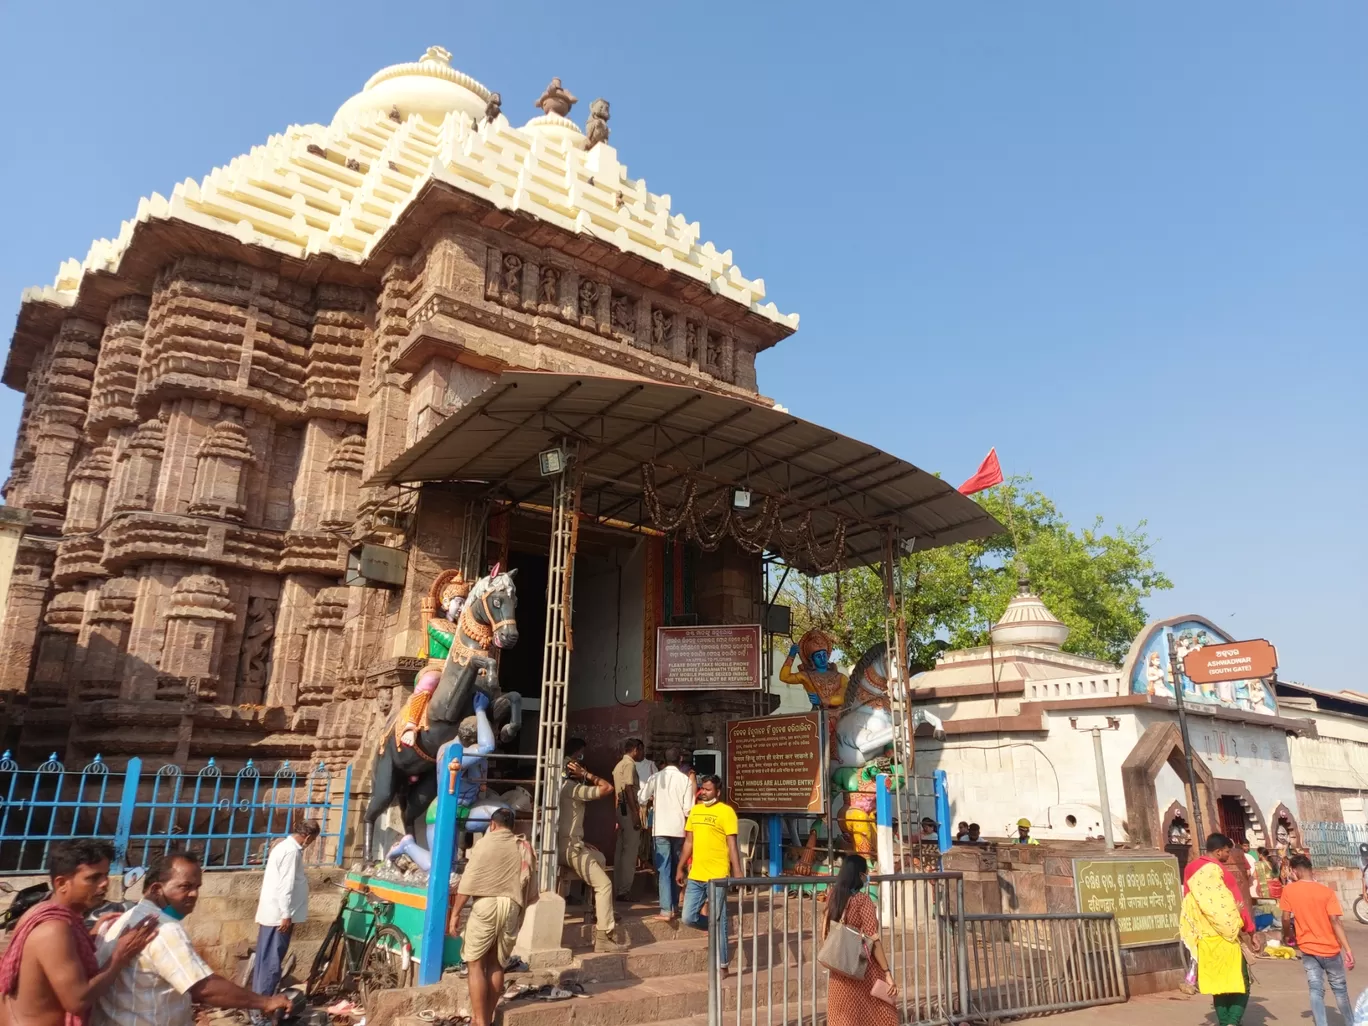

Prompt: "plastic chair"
[738,818,760,876]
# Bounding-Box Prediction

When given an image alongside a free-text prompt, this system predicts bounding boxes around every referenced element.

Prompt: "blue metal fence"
[0,751,352,873]
[1303,821,1368,869]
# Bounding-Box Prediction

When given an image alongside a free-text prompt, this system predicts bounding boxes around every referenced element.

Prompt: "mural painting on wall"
[1128,619,1276,715]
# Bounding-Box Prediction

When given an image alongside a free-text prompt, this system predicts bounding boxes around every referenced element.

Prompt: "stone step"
[500,965,816,1026]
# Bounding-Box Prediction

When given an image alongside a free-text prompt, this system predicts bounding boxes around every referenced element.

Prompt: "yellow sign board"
[1073,857,1181,947]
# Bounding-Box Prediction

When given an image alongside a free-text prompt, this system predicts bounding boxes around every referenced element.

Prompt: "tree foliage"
[777,478,1172,669]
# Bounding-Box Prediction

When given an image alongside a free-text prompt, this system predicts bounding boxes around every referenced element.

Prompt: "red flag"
[958,448,1003,495]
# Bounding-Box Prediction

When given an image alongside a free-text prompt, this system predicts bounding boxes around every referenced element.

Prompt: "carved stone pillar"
[297,587,349,709]
[63,444,114,535]
[187,408,255,522]
[234,594,279,706]
[75,575,138,702]
[156,573,234,701]
[0,542,54,694]
[110,414,166,514]
[87,296,149,432]
[320,431,367,531]
[29,589,89,708]
[26,318,101,518]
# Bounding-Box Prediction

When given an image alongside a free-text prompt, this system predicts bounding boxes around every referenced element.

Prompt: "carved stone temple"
[0,47,799,773]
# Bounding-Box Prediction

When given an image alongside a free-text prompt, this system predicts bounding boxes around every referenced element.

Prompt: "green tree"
[777,478,1171,668]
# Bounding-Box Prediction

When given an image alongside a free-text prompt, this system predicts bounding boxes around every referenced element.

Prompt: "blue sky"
[1,3,1363,689]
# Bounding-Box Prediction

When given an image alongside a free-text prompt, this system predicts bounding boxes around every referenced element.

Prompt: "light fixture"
[731,487,752,510]
[538,447,567,476]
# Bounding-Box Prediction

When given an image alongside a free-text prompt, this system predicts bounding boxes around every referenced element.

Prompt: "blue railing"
[0,752,352,873]
[1303,821,1368,869]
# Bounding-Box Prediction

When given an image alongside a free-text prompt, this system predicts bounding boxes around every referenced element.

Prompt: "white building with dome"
[908,580,1311,852]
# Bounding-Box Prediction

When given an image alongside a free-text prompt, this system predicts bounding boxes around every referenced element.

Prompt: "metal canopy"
[373,372,1004,572]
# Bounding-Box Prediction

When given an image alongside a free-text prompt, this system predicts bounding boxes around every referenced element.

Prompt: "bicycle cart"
[307,873,462,1002]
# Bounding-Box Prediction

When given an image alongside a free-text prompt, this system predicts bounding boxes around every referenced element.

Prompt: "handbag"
[818,904,869,979]
[870,977,896,1007]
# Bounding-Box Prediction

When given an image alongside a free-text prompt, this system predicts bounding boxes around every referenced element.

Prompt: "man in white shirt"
[94,850,290,1026]
[251,819,319,1016]
[639,750,695,921]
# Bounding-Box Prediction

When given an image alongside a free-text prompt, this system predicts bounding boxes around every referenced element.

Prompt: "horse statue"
[362,567,522,862]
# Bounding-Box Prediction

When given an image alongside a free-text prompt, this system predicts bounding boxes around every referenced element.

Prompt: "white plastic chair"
[738,818,761,876]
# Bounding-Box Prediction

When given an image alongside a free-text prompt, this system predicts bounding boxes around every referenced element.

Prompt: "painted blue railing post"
[876,773,894,921]
[419,740,464,986]
[767,815,783,888]
[336,764,353,867]
[113,758,142,871]
[934,769,951,854]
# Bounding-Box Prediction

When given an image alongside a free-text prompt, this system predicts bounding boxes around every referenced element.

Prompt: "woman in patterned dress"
[822,855,898,1026]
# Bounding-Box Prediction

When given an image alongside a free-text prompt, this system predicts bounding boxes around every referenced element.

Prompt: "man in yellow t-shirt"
[676,775,743,975]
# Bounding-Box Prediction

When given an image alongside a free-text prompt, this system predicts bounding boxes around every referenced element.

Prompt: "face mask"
[701,797,718,806]
[154,899,185,921]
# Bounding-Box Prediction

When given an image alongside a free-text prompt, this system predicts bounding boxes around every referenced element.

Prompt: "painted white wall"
[1134,708,1299,832]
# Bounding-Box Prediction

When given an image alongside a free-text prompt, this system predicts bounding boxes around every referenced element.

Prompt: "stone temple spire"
[989,573,1069,649]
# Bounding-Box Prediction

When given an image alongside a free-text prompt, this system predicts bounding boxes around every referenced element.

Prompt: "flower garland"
[640,463,848,573]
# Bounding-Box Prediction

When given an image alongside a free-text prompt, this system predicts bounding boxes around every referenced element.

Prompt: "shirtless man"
[0,837,158,1026]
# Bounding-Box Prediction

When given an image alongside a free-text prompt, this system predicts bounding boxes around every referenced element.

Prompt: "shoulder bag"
[817,901,869,979]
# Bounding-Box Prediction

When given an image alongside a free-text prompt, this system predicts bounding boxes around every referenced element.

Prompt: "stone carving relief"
[235,596,278,706]
[157,573,235,701]
[578,280,600,326]
[539,266,561,311]
[686,321,701,365]
[706,330,724,372]
[188,409,256,522]
[110,415,166,514]
[501,253,523,302]
[652,309,673,350]
[611,291,636,337]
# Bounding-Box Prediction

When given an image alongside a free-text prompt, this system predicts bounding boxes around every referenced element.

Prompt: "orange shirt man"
[1280,854,1354,1026]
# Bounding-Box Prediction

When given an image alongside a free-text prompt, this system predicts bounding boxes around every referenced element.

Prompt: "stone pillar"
[0,542,54,694]
[63,444,114,535]
[28,589,88,708]
[187,408,255,522]
[297,587,349,710]
[110,414,166,514]
[25,318,101,518]
[87,296,148,431]
[320,432,366,531]
[74,575,138,702]
[157,573,235,701]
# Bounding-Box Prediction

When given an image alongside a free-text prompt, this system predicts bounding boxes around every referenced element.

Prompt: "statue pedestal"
[514,891,572,968]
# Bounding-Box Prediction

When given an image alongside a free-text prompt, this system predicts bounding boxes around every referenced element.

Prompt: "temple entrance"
[1218,795,1249,845]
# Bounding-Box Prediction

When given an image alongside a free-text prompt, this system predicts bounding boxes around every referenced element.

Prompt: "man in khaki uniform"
[612,738,645,900]
[558,739,624,951]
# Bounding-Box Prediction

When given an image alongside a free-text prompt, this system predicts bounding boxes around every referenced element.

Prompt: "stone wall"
[0,867,344,976]
[943,843,1186,996]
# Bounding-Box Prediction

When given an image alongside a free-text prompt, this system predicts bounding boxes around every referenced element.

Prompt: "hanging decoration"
[640,464,848,574]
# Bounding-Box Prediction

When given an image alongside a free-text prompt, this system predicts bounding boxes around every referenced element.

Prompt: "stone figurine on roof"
[585,98,610,149]
[536,77,578,116]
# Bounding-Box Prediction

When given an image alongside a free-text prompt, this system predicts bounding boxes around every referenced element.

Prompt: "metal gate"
[706,872,1127,1026]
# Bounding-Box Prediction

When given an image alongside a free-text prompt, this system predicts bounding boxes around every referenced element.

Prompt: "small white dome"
[521,113,584,146]
[990,579,1070,649]
[332,46,491,127]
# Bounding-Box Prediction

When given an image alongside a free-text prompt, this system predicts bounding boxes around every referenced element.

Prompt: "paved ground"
[1044,923,1368,1026]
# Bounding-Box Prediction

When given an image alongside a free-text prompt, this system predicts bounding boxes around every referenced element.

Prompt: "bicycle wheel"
[306,916,347,999]
[1354,896,1368,925]
[357,925,413,1003]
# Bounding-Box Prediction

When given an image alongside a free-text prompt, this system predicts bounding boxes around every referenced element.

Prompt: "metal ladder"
[530,455,579,891]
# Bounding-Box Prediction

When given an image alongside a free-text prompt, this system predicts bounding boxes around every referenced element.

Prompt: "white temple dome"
[990,579,1070,649]
[332,46,491,127]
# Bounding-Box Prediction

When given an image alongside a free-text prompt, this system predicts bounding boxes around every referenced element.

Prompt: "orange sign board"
[725,713,825,814]
[1183,639,1278,685]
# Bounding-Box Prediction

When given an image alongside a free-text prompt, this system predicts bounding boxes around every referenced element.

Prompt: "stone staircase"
[378,900,824,1026]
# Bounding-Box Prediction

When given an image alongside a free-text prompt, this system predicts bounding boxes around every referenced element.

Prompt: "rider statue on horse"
[363,565,524,863]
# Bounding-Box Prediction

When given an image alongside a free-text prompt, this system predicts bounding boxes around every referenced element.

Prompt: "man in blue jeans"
[1281,854,1355,1026]
[677,776,743,977]
[639,749,695,921]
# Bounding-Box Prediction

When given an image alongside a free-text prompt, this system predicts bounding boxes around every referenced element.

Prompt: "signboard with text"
[1183,639,1278,686]
[1073,857,1181,947]
[656,625,761,692]
[725,713,825,814]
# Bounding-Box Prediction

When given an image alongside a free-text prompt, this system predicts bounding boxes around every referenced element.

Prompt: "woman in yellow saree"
[1181,857,1253,1025]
